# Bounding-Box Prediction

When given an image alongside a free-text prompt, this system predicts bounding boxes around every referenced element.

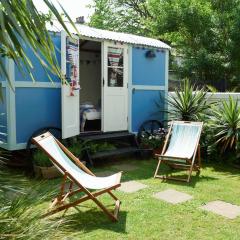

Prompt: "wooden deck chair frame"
[154,121,203,183]
[32,132,122,222]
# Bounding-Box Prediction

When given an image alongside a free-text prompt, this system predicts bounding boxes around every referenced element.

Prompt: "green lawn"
[3,158,240,240]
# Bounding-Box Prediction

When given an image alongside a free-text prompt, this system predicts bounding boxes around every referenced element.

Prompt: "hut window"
[107,47,123,87]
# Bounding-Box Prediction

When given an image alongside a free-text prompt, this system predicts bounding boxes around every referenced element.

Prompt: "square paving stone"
[118,181,147,193]
[200,200,240,219]
[153,189,193,204]
[112,163,138,172]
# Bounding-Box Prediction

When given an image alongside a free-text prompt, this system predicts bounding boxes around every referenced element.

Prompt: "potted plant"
[33,150,60,179]
[140,128,166,156]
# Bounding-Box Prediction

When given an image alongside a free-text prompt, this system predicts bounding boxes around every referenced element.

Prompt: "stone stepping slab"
[200,200,240,219]
[153,189,193,204]
[118,180,147,193]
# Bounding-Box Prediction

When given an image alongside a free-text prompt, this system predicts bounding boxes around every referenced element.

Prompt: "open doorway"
[79,40,102,132]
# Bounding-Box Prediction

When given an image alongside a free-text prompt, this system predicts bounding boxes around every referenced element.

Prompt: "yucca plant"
[166,79,209,121]
[0,162,66,240]
[0,183,64,240]
[0,121,63,239]
[208,96,240,153]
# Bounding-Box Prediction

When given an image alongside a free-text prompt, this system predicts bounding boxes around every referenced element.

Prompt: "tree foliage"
[89,0,240,91]
[89,0,150,35]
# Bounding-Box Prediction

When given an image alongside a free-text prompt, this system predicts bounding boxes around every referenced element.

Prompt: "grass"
[2,157,240,240]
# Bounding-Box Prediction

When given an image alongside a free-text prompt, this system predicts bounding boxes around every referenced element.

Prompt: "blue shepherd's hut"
[0,22,170,151]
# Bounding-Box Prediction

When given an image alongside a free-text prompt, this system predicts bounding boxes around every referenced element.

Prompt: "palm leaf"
[0,0,77,90]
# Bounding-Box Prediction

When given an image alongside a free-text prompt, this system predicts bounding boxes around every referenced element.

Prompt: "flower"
[140,128,167,149]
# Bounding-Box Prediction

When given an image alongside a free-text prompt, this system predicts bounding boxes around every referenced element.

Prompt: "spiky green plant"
[209,96,240,153]
[0,166,65,240]
[0,115,65,239]
[166,79,209,121]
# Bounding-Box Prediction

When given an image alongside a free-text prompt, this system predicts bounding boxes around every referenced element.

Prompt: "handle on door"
[132,88,135,94]
[103,78,105,86]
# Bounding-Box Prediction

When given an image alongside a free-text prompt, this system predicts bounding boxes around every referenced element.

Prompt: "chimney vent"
[76,16,85,24]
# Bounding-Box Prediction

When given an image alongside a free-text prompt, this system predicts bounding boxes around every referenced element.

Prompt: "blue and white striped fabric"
[164,122,202,159]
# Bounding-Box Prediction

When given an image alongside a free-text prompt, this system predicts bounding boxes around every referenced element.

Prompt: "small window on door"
[107,47,124,87]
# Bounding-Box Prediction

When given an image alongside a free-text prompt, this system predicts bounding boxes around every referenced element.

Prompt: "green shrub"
[33,150,52,167]
[67,140,116,157]
[199,121,219,161]
[88,142,116,154]
[68,140,89,158]
[140,128,166,149]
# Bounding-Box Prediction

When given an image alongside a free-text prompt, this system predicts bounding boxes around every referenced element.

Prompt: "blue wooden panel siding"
[132,47,165,86]
[15,33,61,83]
[15,88,61,143]
[132,90,164,132]
[0,88,7,142]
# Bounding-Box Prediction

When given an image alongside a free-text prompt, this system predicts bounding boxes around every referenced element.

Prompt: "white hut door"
[61,31,80,139]
[102,42,128,132]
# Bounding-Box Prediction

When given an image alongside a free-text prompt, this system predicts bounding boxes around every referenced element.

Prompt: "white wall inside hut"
[80,41,101,107]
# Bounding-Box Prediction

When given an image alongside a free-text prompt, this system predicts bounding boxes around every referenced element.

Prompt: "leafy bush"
[88,142,116,154]
[68,140,89,158]
[33,150,53,167]
[33,140,117,167]
[209,96,240,154]
[33,140,89,166]
[140,128,166,149]
[166,79,209,121]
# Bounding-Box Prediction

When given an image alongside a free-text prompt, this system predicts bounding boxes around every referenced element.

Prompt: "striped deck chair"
[154,121,203,183]
[32,132,122,222]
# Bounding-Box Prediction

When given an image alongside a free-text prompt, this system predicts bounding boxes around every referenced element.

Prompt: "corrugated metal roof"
[47,22,171,50]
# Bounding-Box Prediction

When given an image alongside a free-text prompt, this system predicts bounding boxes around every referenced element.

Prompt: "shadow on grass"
[158,173,218,188]
[91,157,240,187]
[153,162,219,187]
[88,157,218,188]
[203,162,240,179]
[54,210,127,234]
[117,160,219,188]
